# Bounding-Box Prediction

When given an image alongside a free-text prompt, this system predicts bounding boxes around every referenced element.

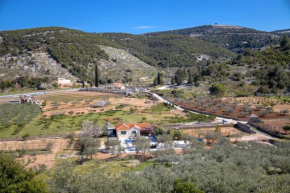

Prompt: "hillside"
[0,27,159,89]
[102,33,235,68]
[96,46,158,84]
[0,27,235,88]
[170,37,290,95]
[271,29,290,37]
[146,25,283,53]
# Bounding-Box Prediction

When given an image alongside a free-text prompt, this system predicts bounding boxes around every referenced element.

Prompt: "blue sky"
[0,0,289,34]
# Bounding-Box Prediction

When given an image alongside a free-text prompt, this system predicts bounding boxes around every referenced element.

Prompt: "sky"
[0,0,290,34]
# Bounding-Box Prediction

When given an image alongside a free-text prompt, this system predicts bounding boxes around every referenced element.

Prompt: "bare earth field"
[36,91,160,117]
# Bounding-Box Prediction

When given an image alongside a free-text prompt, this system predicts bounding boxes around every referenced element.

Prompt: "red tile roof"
[115,123,153,131]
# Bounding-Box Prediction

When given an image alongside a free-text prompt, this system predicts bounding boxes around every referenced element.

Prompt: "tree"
[157,72,164,85]
[283,125,290,132]
[259,110,269,117]
[187,69,194,84]
[280,36,290,51]
[209,84,227,96]
[81,121,103,137]
[172,179,204,193]
[153,72,164,86]
[171,77,176,85]
[174,68,187,85]
[133,136,151,161]
[280,109,289,116]
[95,64,99,87]
[157,134,173,149]
[79,136,100,159]
[0,155,48,193]
[153,77,159,86]
[105,138,123,155]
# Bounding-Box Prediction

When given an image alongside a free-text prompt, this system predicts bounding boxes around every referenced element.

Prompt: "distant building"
[114,123,156,139]
[58,78,72,87]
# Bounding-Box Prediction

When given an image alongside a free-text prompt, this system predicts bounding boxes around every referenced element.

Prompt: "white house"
[57,78,72,87]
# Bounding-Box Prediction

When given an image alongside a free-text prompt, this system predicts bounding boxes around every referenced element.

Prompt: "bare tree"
[81,121,103,137]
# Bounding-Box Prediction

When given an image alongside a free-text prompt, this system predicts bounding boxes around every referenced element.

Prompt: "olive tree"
[105,138,124,155]
[133,137,151,161]
[157,134,173,149]
[79,137,100,159]
[280,109,289,116]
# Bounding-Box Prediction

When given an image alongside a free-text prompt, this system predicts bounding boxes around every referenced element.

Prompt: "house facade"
[57,78,72,87]
[114,123,155,139]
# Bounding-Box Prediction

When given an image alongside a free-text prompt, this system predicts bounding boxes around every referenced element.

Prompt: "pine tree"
[95,64,99,87]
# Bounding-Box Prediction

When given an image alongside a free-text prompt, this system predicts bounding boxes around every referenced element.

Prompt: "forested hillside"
[146,25,283,53]
[171,37,290,95]
[102,33,235,68]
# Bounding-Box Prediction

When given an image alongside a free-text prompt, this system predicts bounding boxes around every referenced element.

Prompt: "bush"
[283,125,290,132]
[209,84,227,96]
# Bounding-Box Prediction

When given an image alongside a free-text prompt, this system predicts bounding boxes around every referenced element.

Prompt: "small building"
[248,114,260,124]
[106,122,116,137]
[58,78,72,87]
[90,100,107,108]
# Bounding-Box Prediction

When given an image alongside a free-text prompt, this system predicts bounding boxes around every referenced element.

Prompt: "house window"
[121,131,126,135]
[132,131,136,134]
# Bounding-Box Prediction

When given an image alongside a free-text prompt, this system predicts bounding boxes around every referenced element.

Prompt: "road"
[147,91,237,124]
[0,89,79,98]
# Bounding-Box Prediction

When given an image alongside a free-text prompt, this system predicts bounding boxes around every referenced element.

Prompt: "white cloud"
[134,26,155,29]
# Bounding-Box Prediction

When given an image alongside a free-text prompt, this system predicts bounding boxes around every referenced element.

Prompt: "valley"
[1,22,290,193]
